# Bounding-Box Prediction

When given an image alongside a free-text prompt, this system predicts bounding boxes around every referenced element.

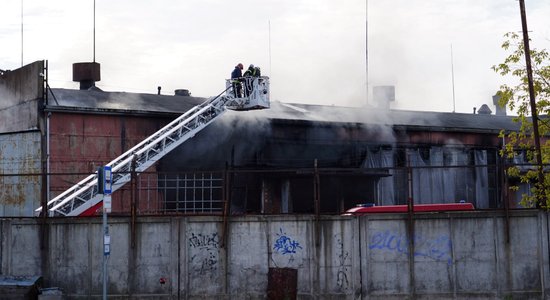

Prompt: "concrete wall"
[1,211,549,299]
[0,60,43,133]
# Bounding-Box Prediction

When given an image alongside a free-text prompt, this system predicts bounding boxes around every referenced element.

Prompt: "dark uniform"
[231,63,244,98]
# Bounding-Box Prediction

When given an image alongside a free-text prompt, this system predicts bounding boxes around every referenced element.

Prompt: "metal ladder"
[36,77,269,216]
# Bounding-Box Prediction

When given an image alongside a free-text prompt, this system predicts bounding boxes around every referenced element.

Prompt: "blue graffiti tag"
[369,230,453,265]
[273,228,302,255]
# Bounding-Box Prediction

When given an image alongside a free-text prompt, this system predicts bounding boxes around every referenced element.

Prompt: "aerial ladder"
[36,76,270,216]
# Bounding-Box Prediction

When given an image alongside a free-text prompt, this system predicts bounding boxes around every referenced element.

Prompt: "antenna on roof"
[268,20,273,101]
[268,20,272,76]
[21,0,23,67]
[365,0,369,107]
[93,0,96,62]
[451,44,456,113]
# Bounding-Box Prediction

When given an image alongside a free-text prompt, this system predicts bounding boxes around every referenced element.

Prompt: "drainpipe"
[46,112,51,201]
[502,135,510,244]
[406,154,416,297]
[314,159,321,247]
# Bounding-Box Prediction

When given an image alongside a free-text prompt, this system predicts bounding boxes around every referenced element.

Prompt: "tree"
[492,32,550,208]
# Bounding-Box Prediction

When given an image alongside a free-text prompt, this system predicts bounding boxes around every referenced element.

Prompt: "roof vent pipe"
[174,89,190,97]
[477,104,492,115]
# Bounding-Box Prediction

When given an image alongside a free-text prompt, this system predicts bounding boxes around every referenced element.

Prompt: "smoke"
[159,109,272,170]
[2,0,550,113]
[159,100,411,170]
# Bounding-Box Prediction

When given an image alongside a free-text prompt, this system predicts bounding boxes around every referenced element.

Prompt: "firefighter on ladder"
[231,63,244,98]
[243,64,261,97]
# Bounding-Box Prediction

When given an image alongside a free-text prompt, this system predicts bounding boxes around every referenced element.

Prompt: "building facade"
[0,61,524,217]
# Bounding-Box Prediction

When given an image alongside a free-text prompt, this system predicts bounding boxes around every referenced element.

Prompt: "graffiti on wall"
[189,232,220,277]
[273,228,302,255]
[189,232,220,249]
[335,234,350,290]
[369,230,453,265]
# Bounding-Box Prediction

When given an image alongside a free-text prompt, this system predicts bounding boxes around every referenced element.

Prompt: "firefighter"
[231,63,244,98]
[243,64,259,97]
[243,64,256,77]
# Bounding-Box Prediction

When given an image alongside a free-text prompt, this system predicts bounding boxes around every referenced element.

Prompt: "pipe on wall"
[46,112,51,201]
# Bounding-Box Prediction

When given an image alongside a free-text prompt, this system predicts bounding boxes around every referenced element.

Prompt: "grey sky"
[1,0,549,113]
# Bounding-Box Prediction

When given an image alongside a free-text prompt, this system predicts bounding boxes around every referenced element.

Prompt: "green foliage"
[493,32,550,208]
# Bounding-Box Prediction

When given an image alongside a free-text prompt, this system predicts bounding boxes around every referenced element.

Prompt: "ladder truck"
[36,76,270,217]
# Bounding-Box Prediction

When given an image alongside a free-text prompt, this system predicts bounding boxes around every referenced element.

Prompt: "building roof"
[47,88,206,116]
[47,88,520,133]
[258,102,521,133]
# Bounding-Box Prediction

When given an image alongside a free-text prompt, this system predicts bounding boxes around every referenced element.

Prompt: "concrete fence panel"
[0,212,548,299]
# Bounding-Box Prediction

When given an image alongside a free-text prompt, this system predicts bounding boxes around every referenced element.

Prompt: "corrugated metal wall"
[49,112,168,214]
[0,131,42,216]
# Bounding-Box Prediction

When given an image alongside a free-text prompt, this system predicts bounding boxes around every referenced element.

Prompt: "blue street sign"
[98,166,113,195]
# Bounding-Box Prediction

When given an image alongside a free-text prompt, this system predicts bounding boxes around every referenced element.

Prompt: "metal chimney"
[492,94,506,116]
[373,86,395,110]
[73,62,100,90]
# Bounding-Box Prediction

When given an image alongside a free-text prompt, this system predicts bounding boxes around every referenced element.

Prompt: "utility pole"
[519,0,545,205]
